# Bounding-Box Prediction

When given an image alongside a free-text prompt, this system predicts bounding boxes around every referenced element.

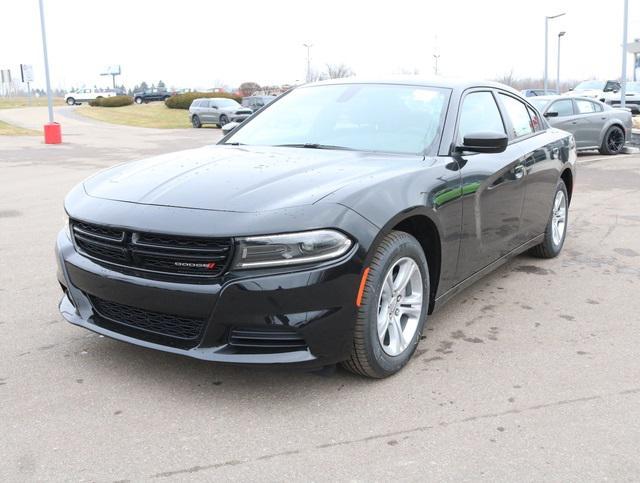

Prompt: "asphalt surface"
[1,107,640,481]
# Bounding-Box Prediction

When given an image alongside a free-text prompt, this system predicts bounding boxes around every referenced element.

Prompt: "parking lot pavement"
[1,114,640,481]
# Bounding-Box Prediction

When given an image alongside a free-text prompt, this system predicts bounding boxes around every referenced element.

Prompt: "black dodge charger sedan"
[56,78,576,378]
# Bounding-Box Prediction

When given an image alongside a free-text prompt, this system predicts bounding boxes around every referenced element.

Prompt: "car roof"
[303,76,522,95]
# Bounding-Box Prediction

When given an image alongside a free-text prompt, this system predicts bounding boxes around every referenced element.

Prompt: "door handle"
[571,121,578,125]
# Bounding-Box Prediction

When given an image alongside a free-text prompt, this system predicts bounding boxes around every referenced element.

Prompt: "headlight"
[233,230,352,269]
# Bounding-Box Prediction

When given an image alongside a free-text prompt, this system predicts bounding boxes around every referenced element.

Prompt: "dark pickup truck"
[133,89,173,104]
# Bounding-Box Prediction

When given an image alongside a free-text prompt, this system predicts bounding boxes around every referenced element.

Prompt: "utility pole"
[544,13,566,94]
[38,0,54,123]
[621,0,629,108]
[303,43,313,83]
[557,32,566,93]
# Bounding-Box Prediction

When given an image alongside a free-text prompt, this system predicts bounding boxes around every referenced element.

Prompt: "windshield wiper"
[223,142,245,146]
[275,143,356,151]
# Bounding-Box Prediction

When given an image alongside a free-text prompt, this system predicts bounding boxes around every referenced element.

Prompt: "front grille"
[228,327,307,350]
[71,220,233,281]
[89,295,205,343]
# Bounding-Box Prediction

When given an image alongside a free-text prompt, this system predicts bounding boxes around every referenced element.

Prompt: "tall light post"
[557,31,566,93]
[303,43,313,83]
[38,0,61,144]
[621,0,629,108]
[544,12,566,94]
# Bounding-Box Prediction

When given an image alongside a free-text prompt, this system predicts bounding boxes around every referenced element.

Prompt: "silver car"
[529,96,632,155]
[189,98,252,128]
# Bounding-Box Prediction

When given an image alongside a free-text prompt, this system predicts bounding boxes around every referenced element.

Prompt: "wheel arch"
[560,168,573,205]
[365,208,443,314]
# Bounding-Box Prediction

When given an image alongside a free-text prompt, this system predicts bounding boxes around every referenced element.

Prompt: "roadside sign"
[20,64,34,82]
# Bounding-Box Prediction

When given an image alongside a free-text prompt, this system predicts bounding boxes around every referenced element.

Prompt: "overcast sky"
[2,0,640,90]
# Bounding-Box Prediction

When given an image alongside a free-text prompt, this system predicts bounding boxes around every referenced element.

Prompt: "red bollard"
[44,122,62,144]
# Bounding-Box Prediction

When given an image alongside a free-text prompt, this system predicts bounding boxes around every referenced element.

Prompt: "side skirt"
[432,234,545,312]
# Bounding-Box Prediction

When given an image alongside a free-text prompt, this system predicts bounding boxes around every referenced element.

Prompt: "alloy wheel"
[376,257,423,356]
[607,128,624,153]
[551,190,567,246]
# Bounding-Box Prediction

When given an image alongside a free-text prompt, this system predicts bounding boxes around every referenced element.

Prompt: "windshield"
[224,83,450,154]
[529,98,550,111]
[574,80,605,90]
[216,98,240,107]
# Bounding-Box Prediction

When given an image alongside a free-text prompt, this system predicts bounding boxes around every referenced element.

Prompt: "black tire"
[191,115,202,128]
[134,97,143,104]
[66,97,75,106]
[219,115,229,126]
[599,125,625,155]
[342,231,430,378]
[530,180,569,258]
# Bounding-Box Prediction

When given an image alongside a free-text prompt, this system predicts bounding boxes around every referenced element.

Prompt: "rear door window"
[499,93,535,138]
[575,99,597,114]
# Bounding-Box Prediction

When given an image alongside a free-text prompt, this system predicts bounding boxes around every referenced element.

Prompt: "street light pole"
[38,0,54,124]
[557,32,566,93]
[621,0,629,108]
[544,13,566,94]
[303,43,313,83]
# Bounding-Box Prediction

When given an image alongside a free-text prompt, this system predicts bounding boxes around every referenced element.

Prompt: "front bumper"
[55,230,363,369]
[229,114,251,123]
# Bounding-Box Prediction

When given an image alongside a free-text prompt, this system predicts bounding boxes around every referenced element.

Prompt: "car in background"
[242,95,276,112]
[564,80,620,100]
[189,98,252,128]
[529,95,632,155]
[521,89,558,97]
[133,89,173,104]
[64,88,116,106]
[603,81,640,114]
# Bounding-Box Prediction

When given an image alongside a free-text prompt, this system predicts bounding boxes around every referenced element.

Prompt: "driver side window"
[549,99,574,117]
[458,91,506,144]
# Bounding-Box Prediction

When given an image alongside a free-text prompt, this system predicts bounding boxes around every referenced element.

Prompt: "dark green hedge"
[165,92,241,109]
[89,95,134,107]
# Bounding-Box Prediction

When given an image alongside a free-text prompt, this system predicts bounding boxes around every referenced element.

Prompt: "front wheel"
[134,97,143,104]
[530,180,568,258]
[66,97,76,106]
[342,231,429,378]
[219,114,229,126]
[599,125,625,155]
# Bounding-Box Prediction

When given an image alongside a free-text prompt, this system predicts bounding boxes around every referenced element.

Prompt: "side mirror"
[221,121,240,135]
[544,111,559,118]
[456,132,508,154]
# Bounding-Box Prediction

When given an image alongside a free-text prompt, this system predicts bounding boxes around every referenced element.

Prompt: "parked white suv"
[563,80,620,101]
[64,88,117,106]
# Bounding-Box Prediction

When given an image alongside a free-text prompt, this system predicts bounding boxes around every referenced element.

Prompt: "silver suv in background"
[189,98,252,128]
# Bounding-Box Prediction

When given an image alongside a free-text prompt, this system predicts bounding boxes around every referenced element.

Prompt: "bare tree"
[325,63,354,79]
[239,82,261,97]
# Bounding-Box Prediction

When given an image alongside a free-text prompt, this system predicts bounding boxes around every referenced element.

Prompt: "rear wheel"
[530,180,568,258]
[191,115,202,128]
[599,125,625,155]
[342,231,429,378]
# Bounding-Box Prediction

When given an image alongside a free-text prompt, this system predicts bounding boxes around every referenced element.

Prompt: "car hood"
[83,145,419,213]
